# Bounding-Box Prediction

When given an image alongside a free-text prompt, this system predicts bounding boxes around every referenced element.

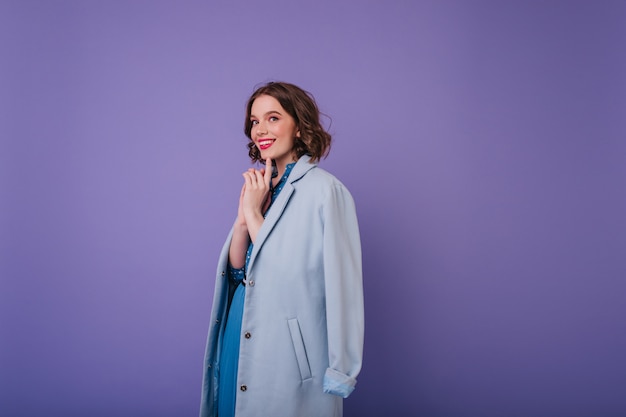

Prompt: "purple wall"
[1,1,625,416]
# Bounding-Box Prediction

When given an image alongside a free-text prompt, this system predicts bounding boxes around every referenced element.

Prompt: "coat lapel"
[247,155,316,272]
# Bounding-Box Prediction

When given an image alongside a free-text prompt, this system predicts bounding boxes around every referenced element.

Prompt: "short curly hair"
[244,82,332,164]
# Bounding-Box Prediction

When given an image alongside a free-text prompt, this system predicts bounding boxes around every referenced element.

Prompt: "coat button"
[248,280,255,287]
[240,385,247,392]
[221,271,225,277]
[244,332,251,339]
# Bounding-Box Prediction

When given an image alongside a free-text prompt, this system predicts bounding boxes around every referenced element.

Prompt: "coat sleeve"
[321,183,364,398]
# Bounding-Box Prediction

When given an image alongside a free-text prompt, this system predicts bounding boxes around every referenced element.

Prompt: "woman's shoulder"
[292,156,352,193]
[299,163,339,184]
[300,165,354,198]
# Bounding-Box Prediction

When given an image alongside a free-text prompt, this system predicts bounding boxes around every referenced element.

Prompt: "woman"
[200,82,364,417]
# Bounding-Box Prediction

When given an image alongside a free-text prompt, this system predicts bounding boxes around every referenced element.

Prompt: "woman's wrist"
[243,207,263,221]
[234,219,248,233]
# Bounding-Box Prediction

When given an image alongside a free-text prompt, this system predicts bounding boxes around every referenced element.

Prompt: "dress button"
[240,385,247,392]
[244,332,251,339]
[248,280,255,287]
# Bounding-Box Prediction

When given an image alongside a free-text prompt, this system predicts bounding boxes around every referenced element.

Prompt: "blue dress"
[217,163,295,417]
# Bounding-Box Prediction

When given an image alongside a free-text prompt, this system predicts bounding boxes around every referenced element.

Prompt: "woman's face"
[250,95,299,169]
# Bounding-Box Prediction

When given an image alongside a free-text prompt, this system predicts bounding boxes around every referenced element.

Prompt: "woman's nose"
[255,121,267,135]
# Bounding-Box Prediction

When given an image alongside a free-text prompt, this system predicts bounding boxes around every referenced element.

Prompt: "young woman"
[200,82,364,417]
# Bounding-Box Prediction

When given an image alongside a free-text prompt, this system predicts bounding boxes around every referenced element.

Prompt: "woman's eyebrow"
[250,110,282,119]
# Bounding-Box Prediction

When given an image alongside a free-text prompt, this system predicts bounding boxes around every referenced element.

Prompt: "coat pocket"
[287,318,312,381]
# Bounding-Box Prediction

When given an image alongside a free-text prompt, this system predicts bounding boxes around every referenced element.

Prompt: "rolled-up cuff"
[323,368,357,398]
[227,264,245,283]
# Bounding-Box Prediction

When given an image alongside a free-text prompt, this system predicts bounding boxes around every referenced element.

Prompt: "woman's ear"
[296,130,301,138]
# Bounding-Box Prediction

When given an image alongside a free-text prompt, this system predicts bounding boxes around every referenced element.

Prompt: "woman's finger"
[253,169,265,186]
[242,172,253,187]
[264,158,273,186]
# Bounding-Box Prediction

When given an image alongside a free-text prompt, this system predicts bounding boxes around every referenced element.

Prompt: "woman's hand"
[241,158,272,243]
[242,158,272,218]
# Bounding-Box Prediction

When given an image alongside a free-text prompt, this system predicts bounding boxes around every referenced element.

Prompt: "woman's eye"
[269,116,279,122]
[251,120,258,125]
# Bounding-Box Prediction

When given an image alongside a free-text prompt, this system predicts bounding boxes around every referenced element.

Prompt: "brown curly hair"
[244,82,332,164]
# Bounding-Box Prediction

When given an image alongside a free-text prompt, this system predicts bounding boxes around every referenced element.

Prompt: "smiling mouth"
[258,139,275,150]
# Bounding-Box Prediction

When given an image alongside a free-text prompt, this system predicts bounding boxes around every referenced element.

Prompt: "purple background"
[1,1,625,416]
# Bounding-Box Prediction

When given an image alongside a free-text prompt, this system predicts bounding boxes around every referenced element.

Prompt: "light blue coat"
[200,155,364,417]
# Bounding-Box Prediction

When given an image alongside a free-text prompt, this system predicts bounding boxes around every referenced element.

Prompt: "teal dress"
[217,163,295,417]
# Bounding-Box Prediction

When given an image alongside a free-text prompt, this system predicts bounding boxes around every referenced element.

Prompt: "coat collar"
[285,154,316,184]
[247,155,317,272]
